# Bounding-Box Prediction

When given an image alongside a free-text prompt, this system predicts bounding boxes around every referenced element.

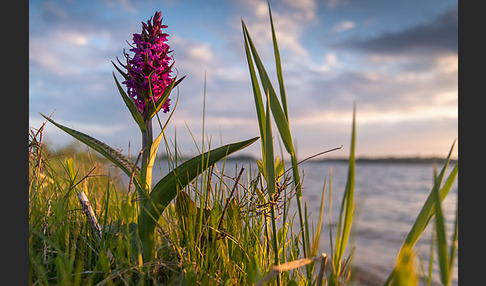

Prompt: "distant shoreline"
[47,143,458,165]
[313,157,458,164]
[221,155,458,165]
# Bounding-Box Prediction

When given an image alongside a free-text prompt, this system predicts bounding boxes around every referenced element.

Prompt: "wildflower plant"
[115,11,175,117]
[41,11,258,263]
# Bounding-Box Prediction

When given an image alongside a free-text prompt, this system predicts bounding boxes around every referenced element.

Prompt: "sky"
[29,0,458,160]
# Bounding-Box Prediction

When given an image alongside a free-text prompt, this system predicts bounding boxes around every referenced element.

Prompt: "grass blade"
[241,20,293,155]
[448,194,458,278]
[148,75,186,120]
[427,227,435,286]
[137,136,259,261]
[242,20,266,154]
[433,177,450,286]
[264,90,281,285]
[268,2,288,119]
[390,244,418,286]
[242,13,310,271]
[385,142,458,285]
[264,91,276,196]
[404,142,457,247]
[340,103,357,253]
[311,177,327,257]
[332,104,356,283]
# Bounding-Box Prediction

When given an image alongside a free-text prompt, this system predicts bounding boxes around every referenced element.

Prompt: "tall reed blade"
[241,7,310,275]
[264,91,276,196]
[268,2,288,120]
[330,103,356,285]
[433,177,451,286]
[384,141,458,285]
[242,20,266,158]
[241,20,293,155]
[448,195,458,279]
[264,89,281,285]
[312,177,327,257]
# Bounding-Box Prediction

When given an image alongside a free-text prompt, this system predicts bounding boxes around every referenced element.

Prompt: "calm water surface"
[299,160,458,285]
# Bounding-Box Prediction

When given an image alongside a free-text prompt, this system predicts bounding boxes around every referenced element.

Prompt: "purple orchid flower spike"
[121,11,174,116]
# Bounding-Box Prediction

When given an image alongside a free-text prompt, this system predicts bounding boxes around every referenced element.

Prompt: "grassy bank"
[28,124,332,285]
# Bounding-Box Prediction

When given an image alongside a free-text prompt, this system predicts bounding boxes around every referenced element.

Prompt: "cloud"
[326,0,349,9]
[297,6,458,132]
[282,0,317,21]
[237,0,317,58]
[334,7,457,56]
[170,35,216,81]
[288,111,457,158]
[331,20,356,33]
[307,52,340,74]
[187,43,214,62]
[298,64,457,111]
[29,30,116,76]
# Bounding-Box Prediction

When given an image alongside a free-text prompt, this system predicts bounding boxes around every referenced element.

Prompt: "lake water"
[298,160,458,286]
[145,158,458,285]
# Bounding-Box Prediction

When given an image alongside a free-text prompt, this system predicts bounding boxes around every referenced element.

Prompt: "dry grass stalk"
[256,253,328,286]
[76,191,114,263]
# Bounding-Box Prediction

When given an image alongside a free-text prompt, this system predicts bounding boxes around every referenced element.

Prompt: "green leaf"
[137,136,259,261]
[112,72,147,133]
[141,131,164,192]
[333,104,356,279]
[268,3,288,120]
[257,160,266,179]
[242,22,266,153]
[449,195,458,278]
[111,60,129,80]
[433,176,451,286]
[264,91,276,195]
[312,177,327,257]
[275,156,285,181]
[242,20,294,155]
[385,141,458,285]
[391,244,418,286]
[65,157,76,181]
[403,143,457,247]
[41,114,141,186]
[147,75,186,120]
[243,14,309,269]
[226,198,242,236]
[427,227,435,286]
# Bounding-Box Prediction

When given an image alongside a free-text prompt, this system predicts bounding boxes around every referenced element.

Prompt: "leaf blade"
[333,104,356,279]
[242,21,294,154]
[264,91,276,195]
[147,76,185,119]
[242,19,266,153]
[268,3,288,119]
[112,72,147,133]
[385,142,458,285]
[41,114,141,183]
[137,136,259,260]
[433,177,450,285]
